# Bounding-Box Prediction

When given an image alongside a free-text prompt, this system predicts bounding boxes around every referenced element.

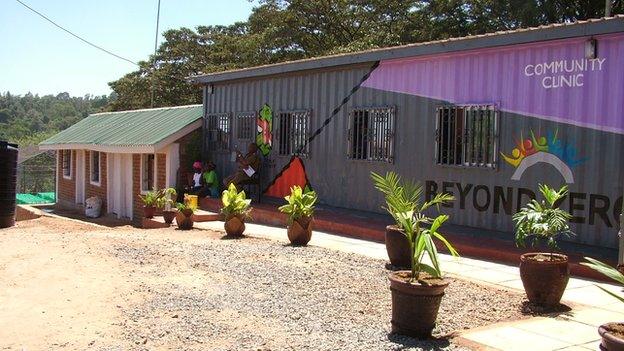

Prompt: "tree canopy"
[0,92,112,146]
[107,0,622,111]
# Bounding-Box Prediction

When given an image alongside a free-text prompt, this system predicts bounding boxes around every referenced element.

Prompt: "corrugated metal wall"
[204,36,624,249]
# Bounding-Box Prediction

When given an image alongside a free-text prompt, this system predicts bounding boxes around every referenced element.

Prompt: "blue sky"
[0,0,256,97]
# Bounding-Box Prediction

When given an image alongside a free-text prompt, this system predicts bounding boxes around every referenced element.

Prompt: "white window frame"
[62,150,72,180]
[140,154,157,194]
[89,151,101,186]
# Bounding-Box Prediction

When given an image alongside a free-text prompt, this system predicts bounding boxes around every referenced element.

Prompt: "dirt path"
[0,215,536,350]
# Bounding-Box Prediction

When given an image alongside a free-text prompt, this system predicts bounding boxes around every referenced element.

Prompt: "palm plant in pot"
[372,172,457,338]
[139,190,160,219]
[581,257,624,351]
[160,188,177,225]
[175,196,196,230]
[513,184,572,306]
[278,186,317,246]
[221,183,252,237]
[372,171,428,268]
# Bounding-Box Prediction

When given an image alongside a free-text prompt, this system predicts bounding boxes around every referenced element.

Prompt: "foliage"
[371,171,422,230]
[278,186,317,224]
[513,184,572,258]
[140,190,161,207]
[176,200,197,213]
[371,171,457,281]
[0,92,112,145]
[581,257,624,304]
[159,188,178,210]
[221,183,252,218]
[107,1,624,111]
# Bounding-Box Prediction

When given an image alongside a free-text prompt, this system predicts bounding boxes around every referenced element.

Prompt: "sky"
[0,0,256,97]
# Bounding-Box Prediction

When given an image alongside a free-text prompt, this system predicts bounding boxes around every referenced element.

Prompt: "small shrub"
[278,186,317,224]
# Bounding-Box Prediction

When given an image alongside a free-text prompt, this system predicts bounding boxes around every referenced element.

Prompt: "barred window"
[347,107,395,162]
[435,105,498,168]
[236,112,255,141]
[205,113,231,151]
[62,150,72,178]
[277,110,310,157]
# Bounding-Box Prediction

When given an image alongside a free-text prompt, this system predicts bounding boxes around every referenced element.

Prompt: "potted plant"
[582,257,624,351]
[139,190,160,219]
[372,172,457,338]
[160,188,177,225]
[513,184,572,306]
[278,186,317,246]
[371,171,421,268]
[175,196,196,230]
[221,183,252,237]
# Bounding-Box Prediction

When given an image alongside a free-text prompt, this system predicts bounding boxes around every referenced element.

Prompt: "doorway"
[107,153,133,219]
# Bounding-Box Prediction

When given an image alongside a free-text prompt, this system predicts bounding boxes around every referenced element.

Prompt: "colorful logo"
[256,104,273,156]
[500,129,585,184]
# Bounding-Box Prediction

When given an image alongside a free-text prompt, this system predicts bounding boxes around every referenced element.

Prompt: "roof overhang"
[188,16,624,85]
[39,119,202,154]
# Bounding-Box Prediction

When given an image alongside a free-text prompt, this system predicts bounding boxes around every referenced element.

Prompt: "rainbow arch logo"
[500,129,586,184]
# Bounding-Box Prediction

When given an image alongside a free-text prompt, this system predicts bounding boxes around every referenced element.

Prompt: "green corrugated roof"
[40,105,203,147]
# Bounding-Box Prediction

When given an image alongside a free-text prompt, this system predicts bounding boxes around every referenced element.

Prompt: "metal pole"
[150,0,161,108]
[606,0,612,17]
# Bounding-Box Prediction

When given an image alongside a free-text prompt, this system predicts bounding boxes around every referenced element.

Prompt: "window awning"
[39,105,203,153]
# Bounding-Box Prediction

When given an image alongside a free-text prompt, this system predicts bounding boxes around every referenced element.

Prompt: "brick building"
[40,105,203,224]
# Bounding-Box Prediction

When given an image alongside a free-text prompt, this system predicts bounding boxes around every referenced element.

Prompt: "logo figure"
[500,129,585,184]
[256,104,273,156]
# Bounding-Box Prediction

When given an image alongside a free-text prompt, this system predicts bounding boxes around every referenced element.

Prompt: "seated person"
[199,161,220,198]
[223,142,261,188]
[189,161,204,193]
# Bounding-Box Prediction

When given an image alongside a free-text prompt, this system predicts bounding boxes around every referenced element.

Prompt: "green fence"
[16,192,56,205]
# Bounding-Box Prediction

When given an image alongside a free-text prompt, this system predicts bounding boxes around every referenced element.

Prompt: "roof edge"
[91,104,202,116]
[188,15,624,85]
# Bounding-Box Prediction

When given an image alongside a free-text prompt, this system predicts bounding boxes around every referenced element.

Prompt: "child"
[201,162,220,198]
[190,161,203,192]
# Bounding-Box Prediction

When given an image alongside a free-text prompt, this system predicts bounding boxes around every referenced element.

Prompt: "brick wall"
[57,150,76,206]
[157,153,166,189]
[84,151,108,210]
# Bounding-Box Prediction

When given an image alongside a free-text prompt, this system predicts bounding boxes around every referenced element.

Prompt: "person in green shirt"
[201,161,220,198]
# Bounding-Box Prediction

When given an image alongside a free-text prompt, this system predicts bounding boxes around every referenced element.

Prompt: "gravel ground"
[1,216,543,350]
[108,230,533,351]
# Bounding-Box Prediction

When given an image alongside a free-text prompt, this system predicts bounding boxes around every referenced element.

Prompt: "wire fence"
[16,152,56,204]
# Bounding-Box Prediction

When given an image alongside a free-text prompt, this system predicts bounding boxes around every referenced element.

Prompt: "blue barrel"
[0,141,18,228]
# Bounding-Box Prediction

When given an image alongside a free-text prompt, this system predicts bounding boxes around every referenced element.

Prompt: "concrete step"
[192,209,222,222]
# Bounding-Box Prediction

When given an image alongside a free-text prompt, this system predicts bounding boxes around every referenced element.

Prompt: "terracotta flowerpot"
[224,215,246,237]
[287,216,313,246]
[385,225,411,268]
[519,253,569,306]
[163,210,176,225]
[143,206,156,219]
[599,323,624,351]
[175,210,194,230]
[389,270,449,338]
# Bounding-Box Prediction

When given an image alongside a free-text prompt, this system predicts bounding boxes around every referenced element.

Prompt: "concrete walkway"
[194,220,623,350]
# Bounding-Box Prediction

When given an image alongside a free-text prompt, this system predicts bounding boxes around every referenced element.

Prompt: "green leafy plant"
[581,257,624,303]
[159,187,177,210]
[513,184,572,260]
[278,186,317,224]
[176,201,197,214]
[371,171,457,281]
[139,190,161,207]
[221,183,252,218]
